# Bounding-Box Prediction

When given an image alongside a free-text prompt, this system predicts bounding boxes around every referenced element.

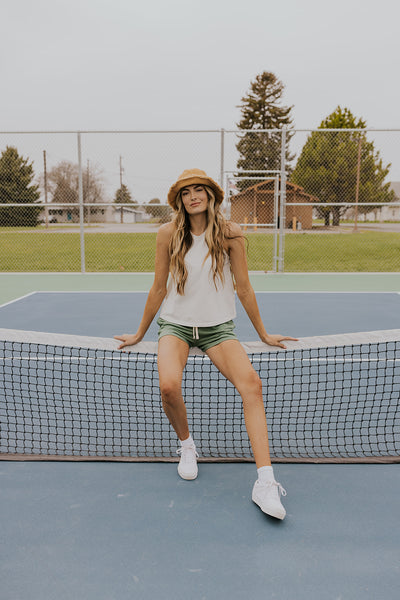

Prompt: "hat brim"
[168,176,224,210]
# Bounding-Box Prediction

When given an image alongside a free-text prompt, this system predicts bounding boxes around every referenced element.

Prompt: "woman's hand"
[262,334,298,349]
[114,333,142,351]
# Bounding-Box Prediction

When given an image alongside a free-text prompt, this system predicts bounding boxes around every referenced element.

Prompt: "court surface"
[0,274,399,600]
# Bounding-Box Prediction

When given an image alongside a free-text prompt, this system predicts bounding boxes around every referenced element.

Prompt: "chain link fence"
[0,129,399,272]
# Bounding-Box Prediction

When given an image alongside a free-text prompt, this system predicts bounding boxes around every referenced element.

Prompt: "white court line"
[0,292,38,309]
[23,290,150,294]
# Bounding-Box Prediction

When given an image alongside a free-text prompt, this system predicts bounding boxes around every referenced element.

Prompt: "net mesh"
[1,328,399,463]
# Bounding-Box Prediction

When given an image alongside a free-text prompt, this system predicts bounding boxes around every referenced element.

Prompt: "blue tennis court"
[1,283,400,599]
[0,290,399,338]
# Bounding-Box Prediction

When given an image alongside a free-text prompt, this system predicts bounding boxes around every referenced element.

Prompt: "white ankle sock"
[180,435,195,448]
[257,466,275,482]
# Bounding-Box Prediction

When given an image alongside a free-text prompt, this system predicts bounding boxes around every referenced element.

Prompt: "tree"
[114,183,136,224]
[236,71,294,190]
[0,146,41,226]
[114,184,136,206]
[44,160,105,220]
[145,198,172,222]
[291,106,395,226]
[47,161,79,205]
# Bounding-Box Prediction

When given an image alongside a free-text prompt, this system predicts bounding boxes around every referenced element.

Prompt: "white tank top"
[160,231,236,327]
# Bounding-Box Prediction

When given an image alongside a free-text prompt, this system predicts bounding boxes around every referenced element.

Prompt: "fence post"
[278,126,287,273]
[273,175,279,272]
[77,132,86,273]
[353,134,362,232]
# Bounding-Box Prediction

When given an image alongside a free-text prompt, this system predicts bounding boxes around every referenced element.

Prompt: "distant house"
[345,182,400,222]
[47,205,114,224]
[368,182,400,221]
[44,205,149,224]
[113,207,149,223]
[229,179,318,230]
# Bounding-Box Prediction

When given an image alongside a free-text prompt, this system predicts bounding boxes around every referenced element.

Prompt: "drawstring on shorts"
[192,326,199,340]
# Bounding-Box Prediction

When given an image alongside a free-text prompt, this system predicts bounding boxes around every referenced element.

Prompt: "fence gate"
[223,170,283,272]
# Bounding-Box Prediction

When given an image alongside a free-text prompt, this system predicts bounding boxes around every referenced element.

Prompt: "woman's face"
[180,184,208,215]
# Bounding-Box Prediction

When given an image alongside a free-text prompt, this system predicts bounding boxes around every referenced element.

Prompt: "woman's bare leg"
[157,335,190,440]
[206,339,271,467]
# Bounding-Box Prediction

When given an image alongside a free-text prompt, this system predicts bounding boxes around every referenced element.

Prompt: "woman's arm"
[227,223,297,349]
[114,223,173,349]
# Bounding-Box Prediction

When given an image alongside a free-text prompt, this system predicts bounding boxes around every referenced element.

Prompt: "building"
[44,205,149,224]
[113,207,149,223]
[46,205,114,224]
[229,179,318,230]
[344,182,400,222]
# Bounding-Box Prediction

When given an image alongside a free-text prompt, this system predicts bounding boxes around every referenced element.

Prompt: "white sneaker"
[252,479,287,520]
[176,445,199,480]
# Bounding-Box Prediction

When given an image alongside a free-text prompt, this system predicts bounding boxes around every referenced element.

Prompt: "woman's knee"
[159,378,182,405]
[238,369,263,399]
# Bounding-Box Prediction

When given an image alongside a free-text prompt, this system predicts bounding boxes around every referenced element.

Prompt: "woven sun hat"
[167,168,224,210]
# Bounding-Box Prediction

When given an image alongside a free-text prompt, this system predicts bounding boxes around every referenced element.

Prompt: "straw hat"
[167,168,224,210]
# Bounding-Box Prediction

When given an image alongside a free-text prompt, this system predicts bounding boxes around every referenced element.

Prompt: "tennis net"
[0,328,399,463]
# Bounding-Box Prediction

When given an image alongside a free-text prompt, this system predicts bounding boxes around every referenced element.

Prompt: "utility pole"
[119,156,124,187]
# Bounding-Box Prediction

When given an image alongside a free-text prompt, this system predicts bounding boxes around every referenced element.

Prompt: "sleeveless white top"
[160,231,236,327]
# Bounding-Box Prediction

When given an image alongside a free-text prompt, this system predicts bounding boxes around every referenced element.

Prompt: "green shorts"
[157,318,238,352]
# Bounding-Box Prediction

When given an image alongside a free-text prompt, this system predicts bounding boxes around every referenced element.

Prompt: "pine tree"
[0,146,41,226]
[113,183,136,224]
[114,184,135,205]
[291,106,394,226]
[320,106,365,129]
[236,72,294,189]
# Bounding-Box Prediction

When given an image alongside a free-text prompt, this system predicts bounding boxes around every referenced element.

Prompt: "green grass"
[0,230,399,272]
[248,231,400,271]
[284,232,400,272]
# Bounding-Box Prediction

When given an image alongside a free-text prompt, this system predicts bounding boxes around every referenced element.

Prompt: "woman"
[115,168,296,520]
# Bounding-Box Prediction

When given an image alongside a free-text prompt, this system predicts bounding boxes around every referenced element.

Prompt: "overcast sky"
[2,0,399,130]
[1,0,400,200]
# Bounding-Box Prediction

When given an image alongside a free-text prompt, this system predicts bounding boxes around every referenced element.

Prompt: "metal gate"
[223,169,285,272]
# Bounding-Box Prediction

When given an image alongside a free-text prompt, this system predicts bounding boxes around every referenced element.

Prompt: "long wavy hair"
[169,185,233,295]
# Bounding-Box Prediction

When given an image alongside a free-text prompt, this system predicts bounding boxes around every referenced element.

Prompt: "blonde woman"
[115,169,296,520]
